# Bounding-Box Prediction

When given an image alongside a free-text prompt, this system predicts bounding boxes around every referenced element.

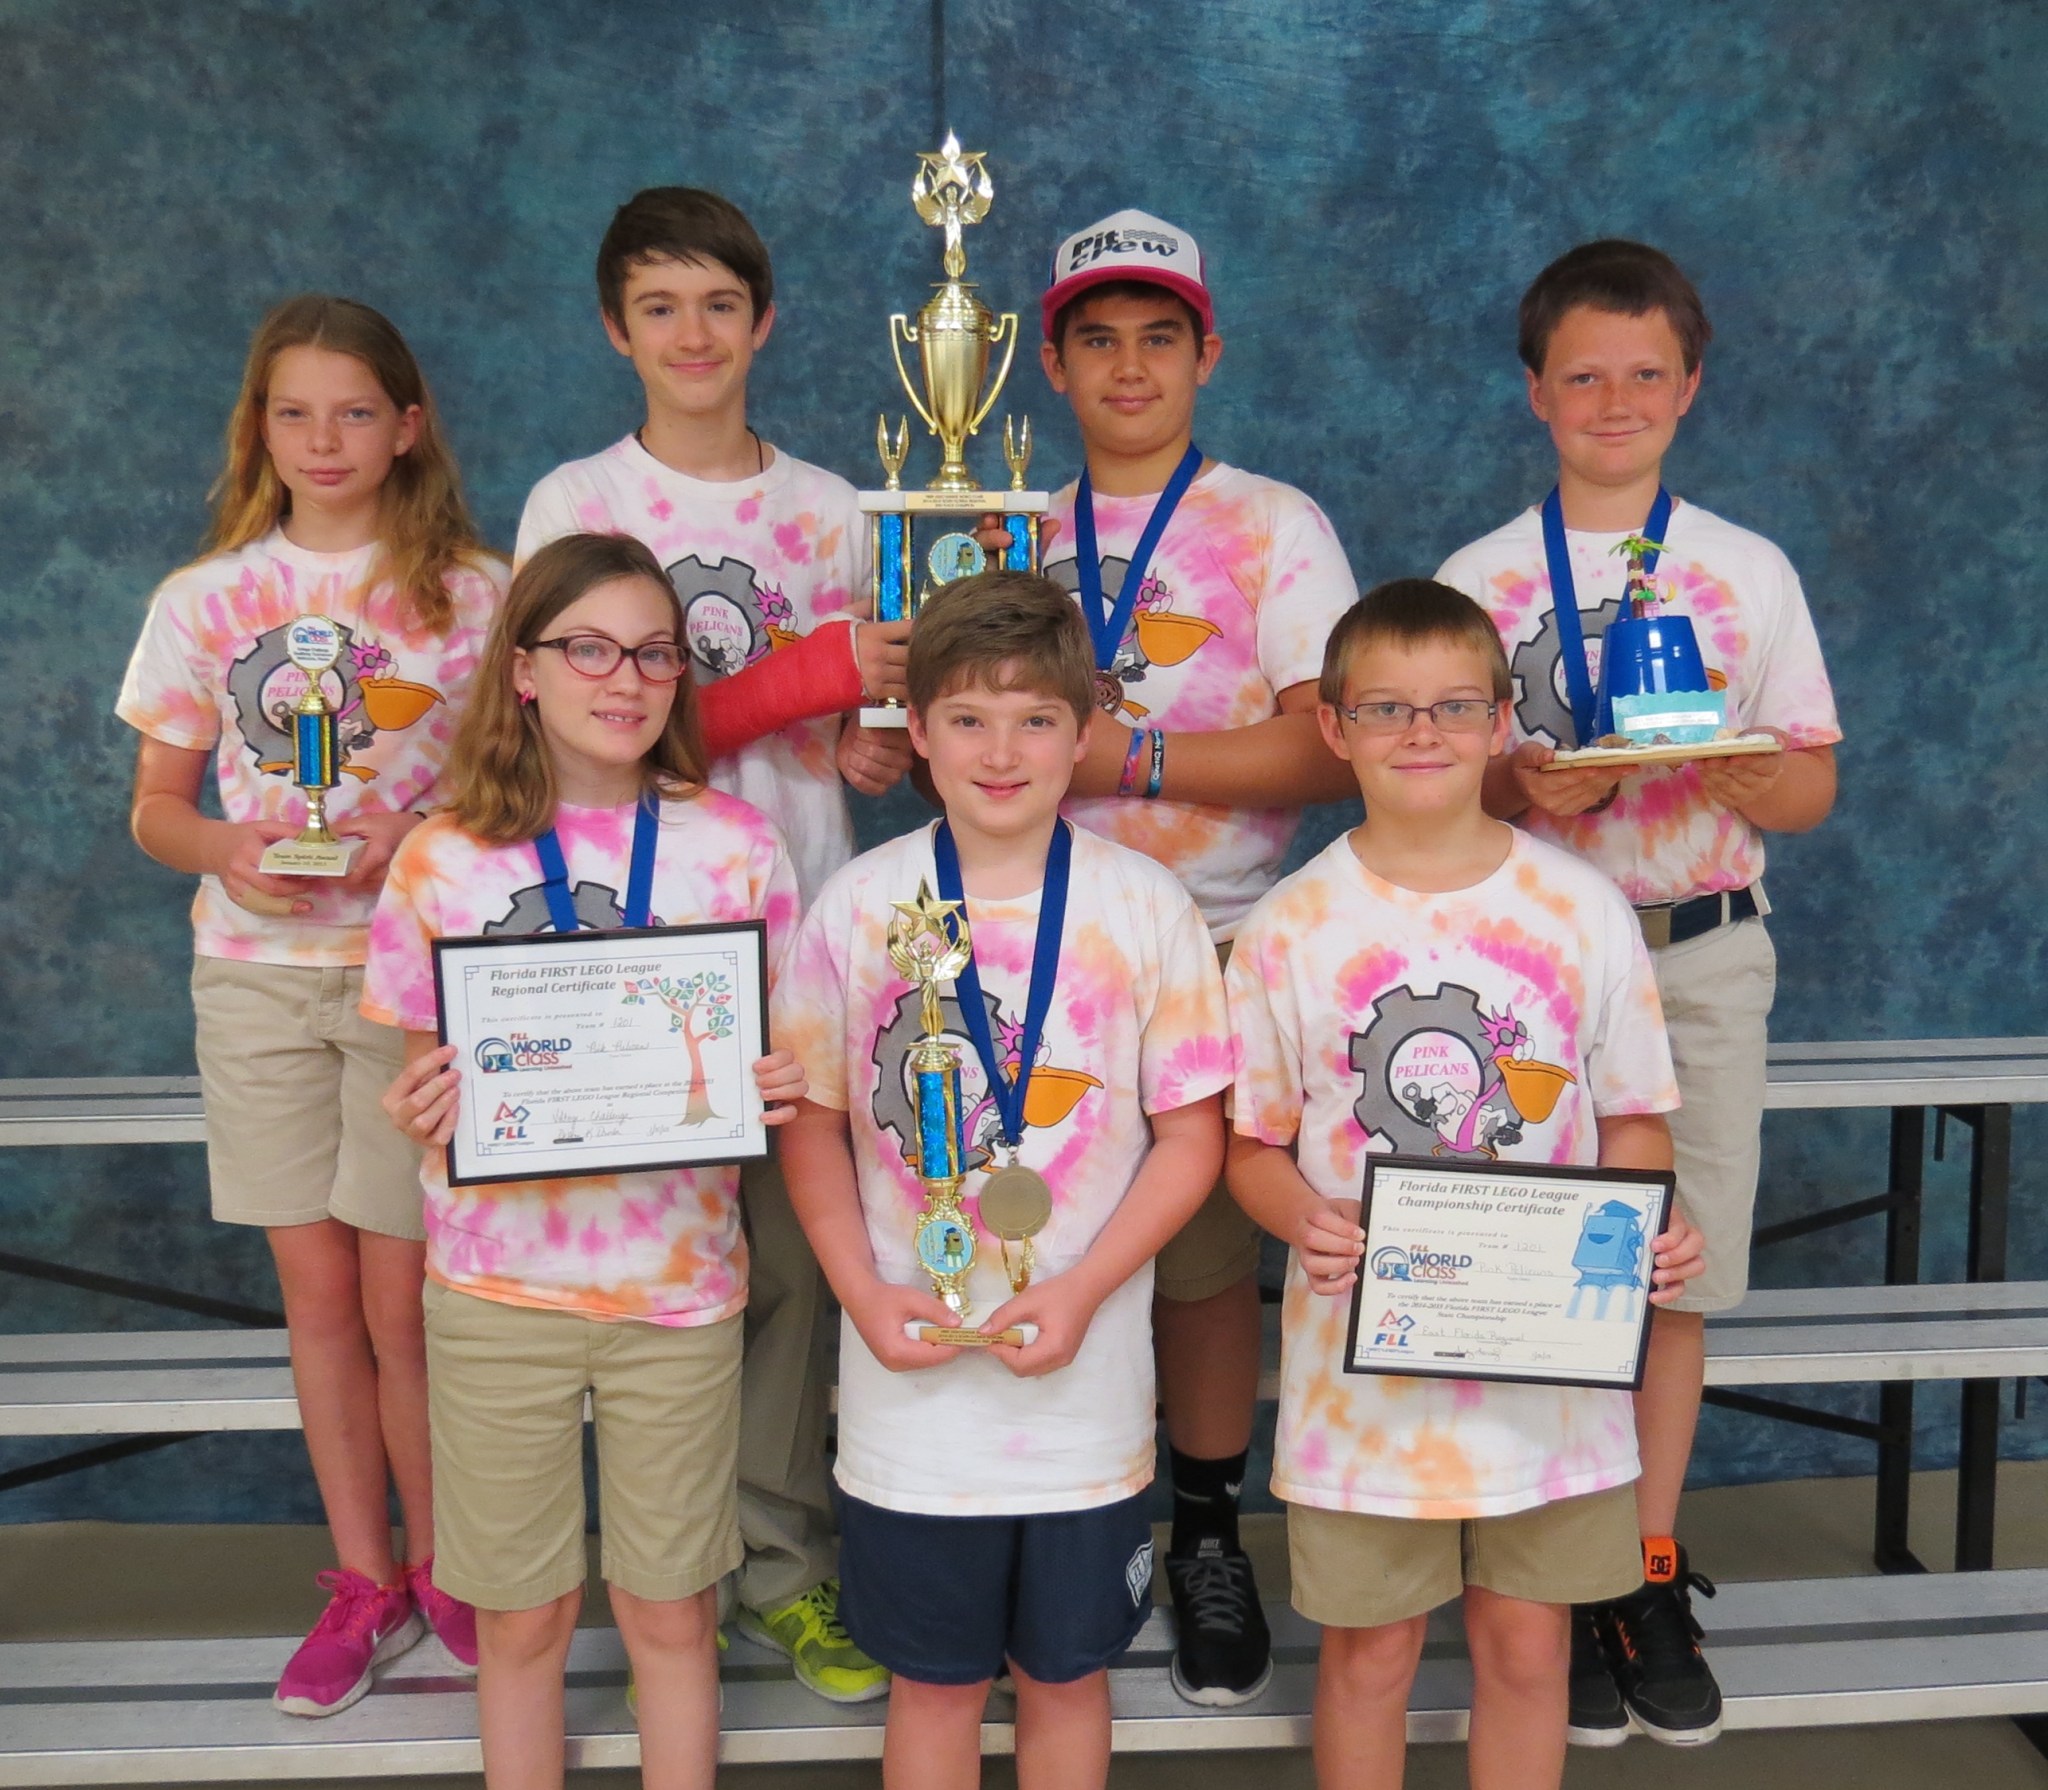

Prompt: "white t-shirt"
[1044,463,1359,941]
[1436,501,1842,905]
[361,792,800,1324]
[116,532,507,965]
[515,436,869,906]
[772,823,1233,1516]
[1228,829,1679,1519]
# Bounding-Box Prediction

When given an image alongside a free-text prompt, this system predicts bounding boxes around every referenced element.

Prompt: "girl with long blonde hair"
[118,295,507,1715]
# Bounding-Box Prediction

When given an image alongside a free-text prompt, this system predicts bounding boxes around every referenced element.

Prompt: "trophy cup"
[859,136,1050,728]
[258,617,364,877]
[886,880,1023,1346]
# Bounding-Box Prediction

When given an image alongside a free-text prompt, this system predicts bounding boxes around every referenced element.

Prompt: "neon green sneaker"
[735,1580,889,1704]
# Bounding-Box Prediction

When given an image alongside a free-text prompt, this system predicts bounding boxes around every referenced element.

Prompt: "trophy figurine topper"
[258,616,365,877]
[857,136,1050,729]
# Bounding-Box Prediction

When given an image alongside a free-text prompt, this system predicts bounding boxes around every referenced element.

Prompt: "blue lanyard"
[533,796,659,933]
[1073,443,1204,670]
[931,819,1072,1154]
[1538,485,1672,747]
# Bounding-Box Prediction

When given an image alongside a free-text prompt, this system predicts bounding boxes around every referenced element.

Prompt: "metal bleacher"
[3,1038,2048,1779]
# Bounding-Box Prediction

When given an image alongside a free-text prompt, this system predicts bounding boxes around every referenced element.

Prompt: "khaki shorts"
[1652,918,1776,1314]
[423,1283,742,1610]
[191,957,423,1239]
[1288,1483,1642,1629]
[1156,939,1262,1303]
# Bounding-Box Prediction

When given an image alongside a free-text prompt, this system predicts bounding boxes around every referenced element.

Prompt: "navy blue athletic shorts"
[837,1489,1155,1685]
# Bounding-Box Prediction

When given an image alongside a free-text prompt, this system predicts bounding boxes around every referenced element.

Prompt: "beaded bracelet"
[1143,727,1167,799]
[1118,726,1150,798]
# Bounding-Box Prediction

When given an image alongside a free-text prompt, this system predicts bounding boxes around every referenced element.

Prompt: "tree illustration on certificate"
[622,961,738,1127]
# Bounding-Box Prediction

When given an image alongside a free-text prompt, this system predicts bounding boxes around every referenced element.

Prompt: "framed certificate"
[432,922,770,1188]
[1343,1155,1675,1391]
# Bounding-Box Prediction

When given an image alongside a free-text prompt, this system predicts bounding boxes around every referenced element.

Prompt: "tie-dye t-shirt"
[1044,463,1359,941]
[116,532,507,966]
[1227,829,1679,1519]
[516,436,868,906]
[773,822,1233,1515]
[360,792,800,1325]
[1436,501,1841,905]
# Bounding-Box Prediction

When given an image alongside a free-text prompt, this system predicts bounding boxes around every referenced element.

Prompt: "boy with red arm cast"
[985,209,1361,1705]
[773,574,1231,1790]
[515,187,907,1700]
[1225,579,1705,1790]
[1435,240,1839,1746]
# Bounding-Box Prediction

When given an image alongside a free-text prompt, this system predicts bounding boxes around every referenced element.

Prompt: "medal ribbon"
[1073,442,1204,670]
[1538,484,1672,747]
[533,796,659,934]
[931,818,1072,1155]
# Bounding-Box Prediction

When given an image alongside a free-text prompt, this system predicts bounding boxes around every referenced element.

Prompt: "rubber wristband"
[1118,727,1149,798]
[697,623,865,759]
[1143,727,1167,799]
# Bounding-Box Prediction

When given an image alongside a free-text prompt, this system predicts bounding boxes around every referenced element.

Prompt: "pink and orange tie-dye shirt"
[773,822,1234,1516]
[1045,464,1359,941]
[361,792,800,1326]
[1228,829,1679,1519]
[1437,501,1842,905]
[516,437,868,906]
[116,532,506,965]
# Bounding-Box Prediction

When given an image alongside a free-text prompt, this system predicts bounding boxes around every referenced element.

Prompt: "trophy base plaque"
[908,1322,1038,1348]
[259,836,365,878]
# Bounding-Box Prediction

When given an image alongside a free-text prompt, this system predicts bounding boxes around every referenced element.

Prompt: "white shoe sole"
[1566,1718,1632,1748]
[1627,1708,1723,1746]
[1168,1654,1274,1708]
[273,1612,424,1718]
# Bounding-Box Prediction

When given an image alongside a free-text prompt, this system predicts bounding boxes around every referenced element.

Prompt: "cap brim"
[1041,267,1215,340]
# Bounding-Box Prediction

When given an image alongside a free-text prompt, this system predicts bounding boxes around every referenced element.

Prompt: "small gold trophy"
[886,881,1022,1346]
[259,617,364,877]
[859,136,1050,728]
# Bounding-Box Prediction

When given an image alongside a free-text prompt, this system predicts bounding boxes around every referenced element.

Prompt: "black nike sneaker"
[1566,1602,1630,1746]
[1165,1539,1273,1706]
[1600,1544,1723,1745]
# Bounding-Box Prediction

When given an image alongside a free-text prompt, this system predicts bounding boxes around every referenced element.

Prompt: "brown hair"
[907,571,1096,724]
[1050,279,1207,356]
[1319,579,1512,705]
[1517,239,1713,375]
[597,187,773,326]
[443,534,707,843]
[202,295,490,632]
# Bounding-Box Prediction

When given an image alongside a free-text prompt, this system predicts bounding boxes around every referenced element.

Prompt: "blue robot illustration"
[1565,1198,1648,1322]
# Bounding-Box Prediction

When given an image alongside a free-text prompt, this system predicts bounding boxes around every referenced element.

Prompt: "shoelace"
[794,1583,855,1649]
[309,1570,391,1646]
[1614,1566,1717,1664]
[1175,1554,1254,1638]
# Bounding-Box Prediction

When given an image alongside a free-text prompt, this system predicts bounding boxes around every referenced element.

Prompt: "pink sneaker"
[273,1568,423,1717]
[406,1557,479,1672]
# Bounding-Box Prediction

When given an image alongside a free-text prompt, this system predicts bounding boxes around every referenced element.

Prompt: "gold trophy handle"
[889,315,939,434]
[966,312,1019,438]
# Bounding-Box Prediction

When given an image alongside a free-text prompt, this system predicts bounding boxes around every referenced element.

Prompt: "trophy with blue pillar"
[859,136,1050,728]
[259,617,364,877]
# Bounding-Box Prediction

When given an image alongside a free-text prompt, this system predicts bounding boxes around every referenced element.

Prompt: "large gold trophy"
[859,136,1049,727]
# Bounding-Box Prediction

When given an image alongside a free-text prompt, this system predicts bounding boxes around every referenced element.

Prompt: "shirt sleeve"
[1225,909,1306,1145]
[1736,549,1843,748]
[513,473,585,571]
[770,881,854,1112]
[115,583,219,751]
[1584,891,1680,1118]
[1137,884,1235,1115]
[753,827,804,986]
[360,826,446,1031]
[1256,493,1361,696]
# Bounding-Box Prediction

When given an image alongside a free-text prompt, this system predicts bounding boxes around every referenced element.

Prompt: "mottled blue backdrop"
[3,0,2045,1521]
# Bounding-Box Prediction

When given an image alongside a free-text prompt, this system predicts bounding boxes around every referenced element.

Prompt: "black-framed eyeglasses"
[530,634,687,683]
[1333,698,1498,735]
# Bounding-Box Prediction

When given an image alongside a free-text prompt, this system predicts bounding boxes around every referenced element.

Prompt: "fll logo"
[492,1100,531,1142]
[474,1033,573,1072]
[1371,1244,1474,1284]
[1373,1310,1417,1350]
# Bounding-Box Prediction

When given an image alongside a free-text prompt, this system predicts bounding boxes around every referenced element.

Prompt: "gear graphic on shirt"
[1511,596,1623,747]
[1349,984,1519,1158]
[869,983,1007,1175]
[482,880,631,936]
[668,554,768,681]
[226,619,373,774]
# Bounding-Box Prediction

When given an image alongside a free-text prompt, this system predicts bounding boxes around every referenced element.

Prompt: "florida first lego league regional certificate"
[1344,1156,1675,1391]
[432,923,769,1187]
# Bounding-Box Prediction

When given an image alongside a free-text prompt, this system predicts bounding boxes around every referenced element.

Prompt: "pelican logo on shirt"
[667,554,799,680]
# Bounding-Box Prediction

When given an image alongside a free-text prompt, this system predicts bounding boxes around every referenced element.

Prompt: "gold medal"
[979,1163,1053,1240]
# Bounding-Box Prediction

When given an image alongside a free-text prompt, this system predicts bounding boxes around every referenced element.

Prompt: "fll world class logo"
[474,1033,574,1072]
[1371,1243,1474,1283]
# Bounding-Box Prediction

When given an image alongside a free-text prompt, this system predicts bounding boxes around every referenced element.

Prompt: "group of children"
[116,183,1839,1790]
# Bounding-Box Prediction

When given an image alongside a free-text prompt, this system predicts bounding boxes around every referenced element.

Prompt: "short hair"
[1517,240,1712,375]
[597,187,773,327]
[1050,279,1207,356]
[1319,579,1512,706]
[907,572,1096,725]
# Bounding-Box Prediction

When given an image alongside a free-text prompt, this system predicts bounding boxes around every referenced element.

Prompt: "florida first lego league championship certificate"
[1345,1157,1675,1391]
[432,923,770,1187]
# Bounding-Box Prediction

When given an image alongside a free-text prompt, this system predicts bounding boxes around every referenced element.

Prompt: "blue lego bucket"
[1594,613,1710,737]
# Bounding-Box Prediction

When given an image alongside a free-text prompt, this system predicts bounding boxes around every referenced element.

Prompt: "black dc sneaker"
[1600,1545,1723,1745]
[1566,1602,1630,1746]
[1165,1540,1273,1706]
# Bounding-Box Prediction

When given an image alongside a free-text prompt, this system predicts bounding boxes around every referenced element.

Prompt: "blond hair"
[444,534,707,843]
[202,295,488,632]
[1319,579,1513,705]
[907,571,1096,724]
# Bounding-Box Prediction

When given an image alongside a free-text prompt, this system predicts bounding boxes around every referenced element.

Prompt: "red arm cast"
[697,623,864,759]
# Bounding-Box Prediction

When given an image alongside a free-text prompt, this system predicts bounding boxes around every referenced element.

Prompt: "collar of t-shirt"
[619,431,794,500]
[1332,826,1524,911]
[260,527,379,581]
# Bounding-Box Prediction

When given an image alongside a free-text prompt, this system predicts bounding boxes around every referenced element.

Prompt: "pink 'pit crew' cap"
[1041,208,1214,340]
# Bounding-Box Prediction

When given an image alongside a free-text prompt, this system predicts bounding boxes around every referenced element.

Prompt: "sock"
[1642,1535,1680,1585]
[1169,1446,1247,1557]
